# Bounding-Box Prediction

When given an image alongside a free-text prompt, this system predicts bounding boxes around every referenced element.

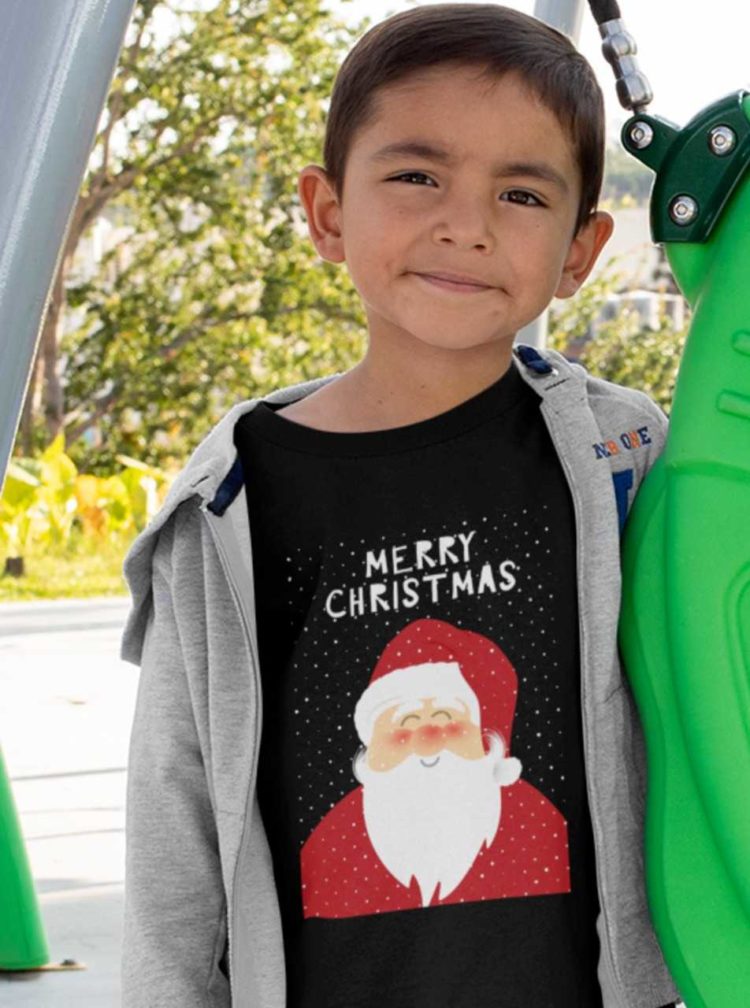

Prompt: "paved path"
[0,596,135,1007]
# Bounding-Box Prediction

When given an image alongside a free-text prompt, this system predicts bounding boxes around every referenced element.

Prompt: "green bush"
[1,435,174,579]
[549,261,689,415]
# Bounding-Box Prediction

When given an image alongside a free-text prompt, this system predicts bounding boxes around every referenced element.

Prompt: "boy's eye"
[389,171,435,185]
[504,188,544,205]
[501,189,544,207]
[389,173,544,207]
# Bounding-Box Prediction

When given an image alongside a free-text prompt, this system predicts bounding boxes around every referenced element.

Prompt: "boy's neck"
[336,338,516,429]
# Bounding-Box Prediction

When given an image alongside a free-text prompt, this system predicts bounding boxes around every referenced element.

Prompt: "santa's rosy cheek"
[389,729,413,747]
[443,721,468,739]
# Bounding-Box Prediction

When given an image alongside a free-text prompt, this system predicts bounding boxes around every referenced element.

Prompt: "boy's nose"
[433,200,494,246]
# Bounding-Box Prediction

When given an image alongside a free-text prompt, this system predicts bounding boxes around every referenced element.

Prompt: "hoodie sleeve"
[627,387,670,478]
[122,511,230,1007]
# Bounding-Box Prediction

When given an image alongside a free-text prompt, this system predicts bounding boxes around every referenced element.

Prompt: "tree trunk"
[3,557,25,578]
[42,264,66,444]
[19,338,44,456]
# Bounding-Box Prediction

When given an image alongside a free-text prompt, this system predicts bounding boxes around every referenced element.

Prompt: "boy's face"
[299,66,612,359]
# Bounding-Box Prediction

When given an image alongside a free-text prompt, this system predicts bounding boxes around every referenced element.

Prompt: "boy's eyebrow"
[370,140,570,194]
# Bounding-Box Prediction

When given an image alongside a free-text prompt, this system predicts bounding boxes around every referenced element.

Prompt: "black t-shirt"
[233,362,603,1008]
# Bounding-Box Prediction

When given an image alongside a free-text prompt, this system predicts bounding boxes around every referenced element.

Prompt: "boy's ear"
[554,211,615,299]
[297,165,346,264]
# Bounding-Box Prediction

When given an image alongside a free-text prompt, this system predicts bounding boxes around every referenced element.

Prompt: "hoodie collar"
[149,345,584,526]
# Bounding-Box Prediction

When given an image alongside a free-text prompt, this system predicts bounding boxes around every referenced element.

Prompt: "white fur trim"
[353,661,480,746]
[494,755,522,786]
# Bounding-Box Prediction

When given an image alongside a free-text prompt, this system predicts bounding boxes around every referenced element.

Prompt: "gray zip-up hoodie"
[119,346,682,1008]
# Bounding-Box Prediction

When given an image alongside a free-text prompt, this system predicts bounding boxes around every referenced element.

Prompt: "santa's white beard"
[353,735,509,907]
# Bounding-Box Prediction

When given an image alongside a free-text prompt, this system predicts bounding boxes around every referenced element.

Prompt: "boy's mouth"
[415,273,493,294]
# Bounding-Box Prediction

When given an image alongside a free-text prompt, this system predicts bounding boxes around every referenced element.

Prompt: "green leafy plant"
[1,439,172,575]
[549,258,689,415]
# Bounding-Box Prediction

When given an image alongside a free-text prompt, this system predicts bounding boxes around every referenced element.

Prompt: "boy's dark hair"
[323,3,605,235]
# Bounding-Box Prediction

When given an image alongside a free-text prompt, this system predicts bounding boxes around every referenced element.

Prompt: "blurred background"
[2,0,744,1002]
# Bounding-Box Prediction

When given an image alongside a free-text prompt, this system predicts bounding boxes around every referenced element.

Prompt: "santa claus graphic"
[300,617,571,919]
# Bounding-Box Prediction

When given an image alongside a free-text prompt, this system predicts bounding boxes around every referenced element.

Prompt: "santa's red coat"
[300,779,571,919]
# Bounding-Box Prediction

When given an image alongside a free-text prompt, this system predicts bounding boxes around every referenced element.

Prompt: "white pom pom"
[494,755,522,787]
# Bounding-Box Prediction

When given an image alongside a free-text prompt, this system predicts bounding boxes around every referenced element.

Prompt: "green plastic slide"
[0,744,49,969]
[619,92,750,1007]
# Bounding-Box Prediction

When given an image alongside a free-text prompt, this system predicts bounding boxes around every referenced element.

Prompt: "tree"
[19,0,372,473]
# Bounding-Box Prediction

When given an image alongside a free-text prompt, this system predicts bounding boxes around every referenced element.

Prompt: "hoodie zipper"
[198,496,264,1007]
[541,415,628,1008]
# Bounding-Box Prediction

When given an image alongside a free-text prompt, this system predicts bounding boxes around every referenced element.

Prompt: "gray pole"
[0,0,137,496]
[533,0,585,43]
[516,0,586,349]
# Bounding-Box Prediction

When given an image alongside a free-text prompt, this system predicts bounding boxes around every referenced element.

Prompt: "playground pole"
[0,0,137,494]
[517,0,586,349]
[0,0,137,972]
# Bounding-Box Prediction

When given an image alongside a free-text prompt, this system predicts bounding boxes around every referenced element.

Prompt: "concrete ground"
[0,596,135,1007]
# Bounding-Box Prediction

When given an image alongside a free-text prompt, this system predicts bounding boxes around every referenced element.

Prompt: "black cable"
[587,0,622,24]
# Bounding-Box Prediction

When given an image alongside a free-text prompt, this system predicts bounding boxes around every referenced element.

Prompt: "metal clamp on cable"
[586,0,652,111]
[598,17,653,112]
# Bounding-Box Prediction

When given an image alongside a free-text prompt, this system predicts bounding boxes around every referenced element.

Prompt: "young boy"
[120,5,682,1007]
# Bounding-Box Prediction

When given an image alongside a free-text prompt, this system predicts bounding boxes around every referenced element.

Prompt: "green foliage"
[549,261,689,415]
[1,437,79,556]
[0,462,40,558]
[579,310,687,415]
[58,0,371,473]
[547,261,630,352]
[1,437,172,562]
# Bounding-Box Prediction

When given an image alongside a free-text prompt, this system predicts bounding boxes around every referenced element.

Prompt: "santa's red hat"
[353,617,518,749]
